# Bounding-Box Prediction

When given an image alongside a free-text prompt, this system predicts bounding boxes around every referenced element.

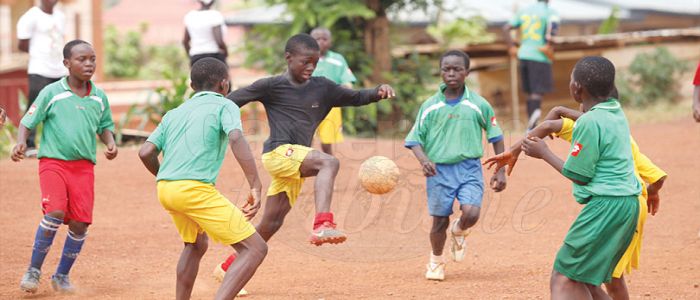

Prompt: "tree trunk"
[364,0,391,83]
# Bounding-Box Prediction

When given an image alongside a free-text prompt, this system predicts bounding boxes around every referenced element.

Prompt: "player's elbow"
[138,142,157,161]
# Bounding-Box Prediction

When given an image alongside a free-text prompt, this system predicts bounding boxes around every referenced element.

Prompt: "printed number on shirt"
[521,15,542,41]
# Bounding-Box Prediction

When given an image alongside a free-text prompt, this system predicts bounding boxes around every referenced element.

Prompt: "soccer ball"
[358,156,400,194]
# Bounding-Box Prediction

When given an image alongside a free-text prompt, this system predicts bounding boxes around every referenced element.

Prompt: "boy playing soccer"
[213,33,394,281]
[12,40,117,294]
[485,103,667,299]
[404,50,507,281]
[310,27,357,155]
[139,58,267,300]
[516,56,641,298]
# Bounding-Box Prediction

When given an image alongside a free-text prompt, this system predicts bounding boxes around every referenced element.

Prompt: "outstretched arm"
[490,139,507,192]
[521,136,585,185]
[138,142,160,176]
[331,82,394,107]
[544,106,582,122]
[484,119,563,175]
[229,129,262,220]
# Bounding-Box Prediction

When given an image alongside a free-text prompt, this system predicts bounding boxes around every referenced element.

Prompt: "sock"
[55,230,87,275]
[313,212,334,230]
[526,97,542,130]
[29,215,62,270]
[221,253,237,272]
[430,253,444,264]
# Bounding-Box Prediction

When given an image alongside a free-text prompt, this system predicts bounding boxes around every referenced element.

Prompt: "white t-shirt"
[16,7,67,78]
[184,9,226,56]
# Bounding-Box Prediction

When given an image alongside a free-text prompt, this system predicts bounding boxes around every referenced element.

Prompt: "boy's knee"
[186,235,208,256]
[322,155,339,171]
[431,217,449,234]
[67,221,89,235]
[46,210,65,220]
[259,219,284,237]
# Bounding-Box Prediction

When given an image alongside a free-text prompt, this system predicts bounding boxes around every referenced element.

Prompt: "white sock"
[430,253,444,264]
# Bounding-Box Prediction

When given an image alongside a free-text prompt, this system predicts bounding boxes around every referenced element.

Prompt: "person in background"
[183,0,228,66]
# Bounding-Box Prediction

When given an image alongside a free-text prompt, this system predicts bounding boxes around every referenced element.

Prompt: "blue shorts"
[426,158,484,217]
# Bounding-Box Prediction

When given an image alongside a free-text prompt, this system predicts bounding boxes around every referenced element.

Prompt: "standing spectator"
[183,0,228,67]
[504,0,560,131]
[17,0,67,156]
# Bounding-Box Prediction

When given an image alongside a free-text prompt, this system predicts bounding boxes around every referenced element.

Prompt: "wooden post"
[509,56,520,132]
[91,0,103,81]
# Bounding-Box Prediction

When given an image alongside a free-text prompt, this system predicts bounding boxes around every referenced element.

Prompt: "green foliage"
[0,116,17,158]
[104,24,144,78]
[616,47,690,106]
[598,6,620,34]
[104,24,188,80]
[427,17,495,48]
[116,70,192,145]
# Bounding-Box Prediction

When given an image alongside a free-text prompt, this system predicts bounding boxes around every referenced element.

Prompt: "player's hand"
[420,160,437,177]
[484,151,519,176]
[104,143,118,160]
[693,104,700,122]
[0,107,6,128]
[11,143,27,162]
[242,188,262,221]
[647,191,660,216]
[490,169,507,192]
[508,46,518,57]
[377,84,396,99]
[538,44,555,61]
[521,136,549,159]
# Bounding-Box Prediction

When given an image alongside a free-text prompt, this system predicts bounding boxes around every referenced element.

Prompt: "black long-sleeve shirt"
[227,75,381,153]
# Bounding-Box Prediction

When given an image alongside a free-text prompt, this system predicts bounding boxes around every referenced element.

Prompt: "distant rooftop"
[225,0,700,26]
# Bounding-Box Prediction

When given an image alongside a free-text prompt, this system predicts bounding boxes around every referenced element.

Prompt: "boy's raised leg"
[176,233,208,300]
[451,205,480,262]
[550,270,593,300]
[216,233,267,300]
[299,150,346,245]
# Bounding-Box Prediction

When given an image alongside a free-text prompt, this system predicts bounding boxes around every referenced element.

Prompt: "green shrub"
[617,47,690,106]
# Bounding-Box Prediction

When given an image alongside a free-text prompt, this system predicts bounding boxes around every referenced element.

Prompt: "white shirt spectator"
[184,10,226,56]
[16,7,67,78]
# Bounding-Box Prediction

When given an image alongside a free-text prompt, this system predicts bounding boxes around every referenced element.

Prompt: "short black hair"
[190,57,229,91]
[284,33,320,54]
[573,56,616,99]
[439,50,470,70]
[63,39,92,59]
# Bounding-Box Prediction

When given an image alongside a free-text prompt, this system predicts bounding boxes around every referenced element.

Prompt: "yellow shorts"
[612,194,648,278]
[261,144,313,206]
[317,107,344,144]
[157,180,256,245]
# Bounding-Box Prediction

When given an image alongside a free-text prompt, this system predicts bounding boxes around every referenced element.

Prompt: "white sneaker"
[450,219,470,262]
[212,263,249,297]
[425,262,445,281]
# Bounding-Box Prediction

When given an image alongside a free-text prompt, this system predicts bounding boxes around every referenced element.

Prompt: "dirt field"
[1,118,699,299]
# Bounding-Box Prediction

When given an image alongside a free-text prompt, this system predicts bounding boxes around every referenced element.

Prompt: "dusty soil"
[1,118,699,299]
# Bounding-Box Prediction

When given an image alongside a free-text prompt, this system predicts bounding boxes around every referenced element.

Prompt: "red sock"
[221,253,236,271]
[313,212,334,230]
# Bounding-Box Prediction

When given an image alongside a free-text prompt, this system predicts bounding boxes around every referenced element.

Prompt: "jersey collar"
[590,98,621,111]
[192,91,224,98]
[59,76,96,97]
[437,82,470,102]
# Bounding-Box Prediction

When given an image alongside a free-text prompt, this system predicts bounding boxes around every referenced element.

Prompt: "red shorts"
[39,158,95,224]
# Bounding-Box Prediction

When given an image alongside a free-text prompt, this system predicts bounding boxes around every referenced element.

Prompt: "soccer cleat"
[212,263,249,297]
[50,273,75,294]
[20,267,41,293]
[450,219,470,262]
[425,262,445,281]
[309,221,347,246]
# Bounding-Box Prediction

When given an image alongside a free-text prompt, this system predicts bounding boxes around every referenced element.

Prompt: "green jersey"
[147,91,242,184]
[312,50,356,85]
[405,84,503,164]
[562,99,642,204]
[20,77,114,163]
[510,2,559,63]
